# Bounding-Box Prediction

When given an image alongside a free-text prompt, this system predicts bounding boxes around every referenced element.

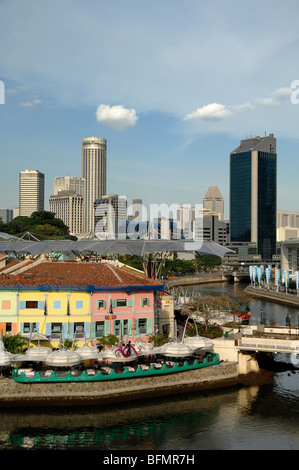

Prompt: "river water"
[1,282,299,452]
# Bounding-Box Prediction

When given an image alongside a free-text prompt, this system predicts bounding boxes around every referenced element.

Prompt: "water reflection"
[0,385,263,450]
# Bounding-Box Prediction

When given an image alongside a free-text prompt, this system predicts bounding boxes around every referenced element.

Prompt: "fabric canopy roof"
[0,238,233,258]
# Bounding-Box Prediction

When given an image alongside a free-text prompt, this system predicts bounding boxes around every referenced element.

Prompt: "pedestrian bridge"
[236,336,299,355]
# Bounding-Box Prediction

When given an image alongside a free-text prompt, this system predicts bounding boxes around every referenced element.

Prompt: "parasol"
[159,337,194,358]
[0,331,13,367]
[44,347,83,367]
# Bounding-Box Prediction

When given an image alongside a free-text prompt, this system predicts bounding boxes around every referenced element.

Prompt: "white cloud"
[19,98,42,108]
[273,87,292,100]
[96,104,138,130]
[183,103,232,121]
[256,87,292,106]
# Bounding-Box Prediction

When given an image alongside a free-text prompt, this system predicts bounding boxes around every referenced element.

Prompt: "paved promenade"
[245,285,299,308]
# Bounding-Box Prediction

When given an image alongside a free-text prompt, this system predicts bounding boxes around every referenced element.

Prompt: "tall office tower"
[229,133,277,260]
[49,191,84,235]
[54,176,85,196]
[19,169,45,217]
[82,137,107,233]
[203,186,224,220]
[94,194,127,239]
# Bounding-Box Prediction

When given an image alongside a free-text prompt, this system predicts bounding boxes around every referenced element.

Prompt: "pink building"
[91,289,158,342]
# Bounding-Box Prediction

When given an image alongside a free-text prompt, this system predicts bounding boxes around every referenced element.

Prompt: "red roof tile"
[0,261,163,289]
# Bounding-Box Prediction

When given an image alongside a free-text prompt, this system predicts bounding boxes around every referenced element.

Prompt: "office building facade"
[82,137,107,233]
[19,169,45,217]
[229,134,277,260]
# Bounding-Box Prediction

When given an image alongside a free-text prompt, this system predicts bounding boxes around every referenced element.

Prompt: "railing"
[237,337,299,354]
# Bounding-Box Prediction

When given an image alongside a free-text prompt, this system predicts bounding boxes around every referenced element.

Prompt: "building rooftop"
[0,260,164,291]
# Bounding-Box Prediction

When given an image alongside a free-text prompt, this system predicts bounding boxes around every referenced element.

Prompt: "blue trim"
[0,283,165,293]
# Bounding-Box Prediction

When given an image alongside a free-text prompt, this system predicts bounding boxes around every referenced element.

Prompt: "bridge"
[222,270,250,283]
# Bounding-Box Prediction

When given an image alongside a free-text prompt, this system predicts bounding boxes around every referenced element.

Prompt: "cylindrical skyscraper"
[82,137,107,233]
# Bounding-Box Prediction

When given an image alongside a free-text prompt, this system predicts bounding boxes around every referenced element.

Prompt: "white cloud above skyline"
[96,104,138,130]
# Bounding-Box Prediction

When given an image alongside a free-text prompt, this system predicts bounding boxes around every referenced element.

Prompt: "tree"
[3,333,27,354]
[185,295,232,332]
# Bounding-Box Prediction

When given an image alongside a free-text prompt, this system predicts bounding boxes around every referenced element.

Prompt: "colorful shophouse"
[0,260,164,346]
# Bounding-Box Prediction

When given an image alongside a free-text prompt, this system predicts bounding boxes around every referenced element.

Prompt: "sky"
[1,0,299,220]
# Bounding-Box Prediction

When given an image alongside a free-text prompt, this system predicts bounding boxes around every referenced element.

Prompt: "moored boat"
[11,352,220,383]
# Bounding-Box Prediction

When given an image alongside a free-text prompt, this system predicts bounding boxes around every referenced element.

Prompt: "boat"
[11,351,220,383]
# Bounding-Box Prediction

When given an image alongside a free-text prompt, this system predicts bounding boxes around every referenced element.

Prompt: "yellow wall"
[19,290,90,344]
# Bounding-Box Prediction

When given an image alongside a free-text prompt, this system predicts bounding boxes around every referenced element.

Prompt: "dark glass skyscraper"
[229,134,277,261]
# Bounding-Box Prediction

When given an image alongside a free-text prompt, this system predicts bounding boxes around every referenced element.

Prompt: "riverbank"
[0,362,272,408]
[166,272,226,287]
[245,285,299,308]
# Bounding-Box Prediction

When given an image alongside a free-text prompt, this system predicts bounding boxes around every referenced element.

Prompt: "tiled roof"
[0,261,163,289]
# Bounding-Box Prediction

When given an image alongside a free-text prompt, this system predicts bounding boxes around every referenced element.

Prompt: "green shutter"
[90,322,96,338]
[146,318,153,334]
[127,298,133,307]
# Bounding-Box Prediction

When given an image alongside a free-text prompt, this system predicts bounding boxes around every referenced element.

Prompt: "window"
[5,323,12,333]
[51,323,62,338]
[75,300,84,309]
[95,321,105,337]
[23,322,37,334]
[116,299,127,307]
[123,319,129,335]
[26,301,38,309]
[97,300,106,309]
[114,320,121,336]
[2,300,11,309]
[141,298,149,307]
[138,319,147,334]
[53,300,62,309]
[74,322,85,338]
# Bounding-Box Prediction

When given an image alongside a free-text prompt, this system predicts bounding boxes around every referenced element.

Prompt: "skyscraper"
[229,133,277,260]
[82,137,107,233]
[203,186,224,220]
[19,169,45,217]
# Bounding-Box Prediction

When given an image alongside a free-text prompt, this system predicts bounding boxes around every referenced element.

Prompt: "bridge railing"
[237,337,299,353]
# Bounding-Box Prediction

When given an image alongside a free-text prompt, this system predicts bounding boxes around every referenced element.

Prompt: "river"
[0,281,298,452]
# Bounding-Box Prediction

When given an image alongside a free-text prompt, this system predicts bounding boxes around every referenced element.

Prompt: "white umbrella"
[0,331,13,367]
[45,348,83,367]
[183,335,213,350]
[133,338,154,353]
[159,338,194,358]
[76,343,103,361]
[13,345,52,363]
[102,344,141,363]
[182,316,214,351]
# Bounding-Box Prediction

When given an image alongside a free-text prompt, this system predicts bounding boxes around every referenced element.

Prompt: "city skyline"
[1,1,299,218]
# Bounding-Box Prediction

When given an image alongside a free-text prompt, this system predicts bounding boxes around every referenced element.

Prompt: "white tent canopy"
[0,238,233,258]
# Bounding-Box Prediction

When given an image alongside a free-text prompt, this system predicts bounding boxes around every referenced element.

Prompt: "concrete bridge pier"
[238,352,260,375]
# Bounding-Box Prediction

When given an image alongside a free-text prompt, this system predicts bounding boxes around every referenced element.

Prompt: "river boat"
[11,352,220,383]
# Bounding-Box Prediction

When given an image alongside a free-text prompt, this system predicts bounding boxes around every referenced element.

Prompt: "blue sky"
[1,0,299,219]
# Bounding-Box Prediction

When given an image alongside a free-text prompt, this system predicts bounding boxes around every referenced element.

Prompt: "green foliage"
[2,211,77,240]
[185,323,223,339]
[3,333,27,354]
[148,333,169,346]
[98,334,119,348]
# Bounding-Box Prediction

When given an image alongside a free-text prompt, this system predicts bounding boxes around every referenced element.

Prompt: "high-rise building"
[203,186,224,220]
[82,137,107,233]
[19,169,45,217]
[54,176,85,196]
[49,191,84,235]
[229,133,277,260]
[94,194,127,239]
